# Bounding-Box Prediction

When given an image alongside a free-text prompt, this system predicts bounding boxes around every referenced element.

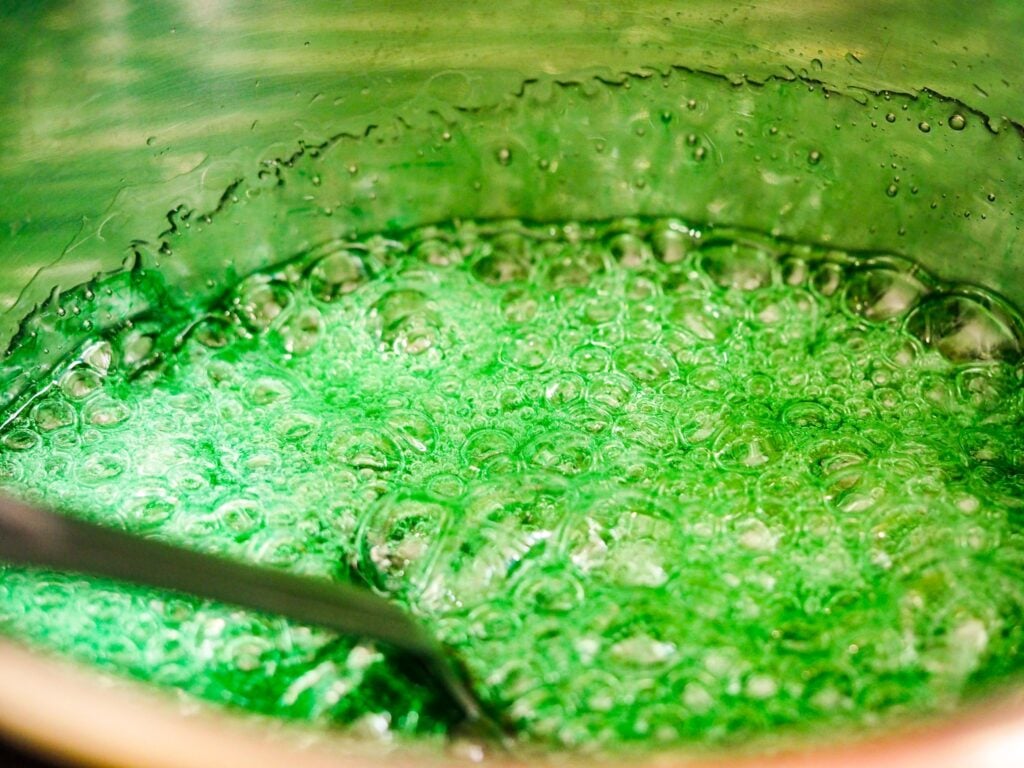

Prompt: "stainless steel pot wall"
[0,1,1023,766]
[2,1,1023,339]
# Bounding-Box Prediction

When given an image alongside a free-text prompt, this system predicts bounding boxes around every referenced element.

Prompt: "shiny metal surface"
[1,2,1023,765]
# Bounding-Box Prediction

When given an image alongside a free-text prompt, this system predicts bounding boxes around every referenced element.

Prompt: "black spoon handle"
[0,494,487,725]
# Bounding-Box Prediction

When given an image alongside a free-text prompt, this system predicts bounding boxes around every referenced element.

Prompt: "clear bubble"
[607,233,653,267]
[308,248,373,301]
[714,419,782,471]
[357,494,451,595]
[30,398,76,431]
[571,344,611,373]
[1,428,41,452]
[500,287,539,323]
[276,306,323,355]
[461,428,517,474]
[501,334,553,370]
[666,297,733,342]
[60,367,103,400]
[192,316,235,348]
[544,373,585,407]
[906,292,1023,362]
[651,226,689,264]
[235,277,293,332]
[82,396,132,428]
[587,372,635,410]
[372,289,441,355]
[250,376,292,405]
[614,343,676,383]
[331,429,404,473]
[81,341,115,375]
[698,242,775,291]
[521,430,593,476]
[844,267,927,322]
[470,236,531,285]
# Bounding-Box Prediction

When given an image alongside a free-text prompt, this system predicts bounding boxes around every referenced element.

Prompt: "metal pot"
[1,1,1022,765]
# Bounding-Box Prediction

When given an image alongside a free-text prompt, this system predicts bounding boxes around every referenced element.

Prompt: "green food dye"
[2,217,1024,753]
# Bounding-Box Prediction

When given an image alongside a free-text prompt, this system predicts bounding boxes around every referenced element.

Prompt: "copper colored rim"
[3,639,1024,768]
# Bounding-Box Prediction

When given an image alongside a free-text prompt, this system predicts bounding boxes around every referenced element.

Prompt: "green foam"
[2,217,1024,752]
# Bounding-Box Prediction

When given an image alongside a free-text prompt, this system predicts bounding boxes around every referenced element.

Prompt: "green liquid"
[2,217,1024,751]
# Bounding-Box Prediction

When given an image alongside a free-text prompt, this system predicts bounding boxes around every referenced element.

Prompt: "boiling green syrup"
[2,218,1024,752]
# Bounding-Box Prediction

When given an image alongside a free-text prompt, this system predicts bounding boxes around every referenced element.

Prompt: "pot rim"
[2,637,1024,768]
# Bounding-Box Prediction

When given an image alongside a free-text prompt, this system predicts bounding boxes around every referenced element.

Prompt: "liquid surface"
[2,218,1024,752]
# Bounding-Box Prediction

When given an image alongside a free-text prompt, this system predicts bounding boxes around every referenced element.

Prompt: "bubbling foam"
[1,217,1023,752]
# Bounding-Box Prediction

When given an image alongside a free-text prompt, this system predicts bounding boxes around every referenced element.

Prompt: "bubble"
[331,429,404,473]
[7,213,1024,747]
[425,472,465,500]
[651,226,688,264]
[781,257,810,286]
[666,297,732,342]
[308,248,373,301]
[571,344,611,373]
[501,334,553,370]
[82,396,131,428]
[544,373,585,407]
[906,292,1023,362]
[79,450,128,484]
[235,276,293,332]
[119,330,157,368]
[2,428,41,452]
[545,244,604,288]
[687,364,732,394]
[371,289,441,355]
[610,635,677,666]
[844,266,927,322]
[522,430,593,476]
[192,316,235,348]
[461,428,517,474]
[811,262,844,297]
[269,306,321,357]
[471,235,531,285]
[613,406,678,453]
[675,398,726,445]
[60,367,103,400]
[121,490,178,530]
[949,114,966,131]
[782,400,838,430]
[513,567,585,613]
[736,518,780,552]
[213,498,266,541]
[560,487,677,583]
[614,343,676,384]
[357,494,451,595]
[386,409,436,454]
[30,398,75,431]
[580,296,619,325]
[500,287,539,323]
[746,674,779,699]
[714,419,782,471]
[81,341,115,375]
[698,242,775,291]
[682,682,715,714]
[250,376,292,405]
[587,372,634,410]
[607,233,652,267]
